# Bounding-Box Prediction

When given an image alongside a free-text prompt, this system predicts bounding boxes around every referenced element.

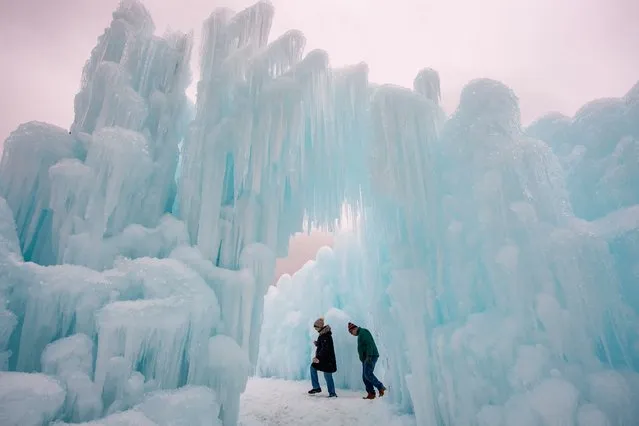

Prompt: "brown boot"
[378,387,387,397]
[363,392,376,400]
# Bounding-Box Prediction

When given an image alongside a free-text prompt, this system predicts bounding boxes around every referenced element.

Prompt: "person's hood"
[318,325,331,335]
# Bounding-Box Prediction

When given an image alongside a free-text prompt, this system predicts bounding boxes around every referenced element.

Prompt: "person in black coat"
[308,317,338,397]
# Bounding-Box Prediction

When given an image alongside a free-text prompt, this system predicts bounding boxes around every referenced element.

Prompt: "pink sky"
[0,0,637,277]
[275,232,334,279]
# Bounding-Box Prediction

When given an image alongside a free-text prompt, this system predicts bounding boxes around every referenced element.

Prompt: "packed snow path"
[239,378,415,426]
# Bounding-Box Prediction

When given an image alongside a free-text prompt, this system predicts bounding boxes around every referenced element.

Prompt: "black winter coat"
[312,328,337,373]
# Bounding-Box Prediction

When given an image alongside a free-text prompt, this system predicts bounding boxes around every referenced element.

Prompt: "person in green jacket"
[348,322,387,399]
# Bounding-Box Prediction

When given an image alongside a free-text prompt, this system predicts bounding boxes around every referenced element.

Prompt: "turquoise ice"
[0,1,638,425]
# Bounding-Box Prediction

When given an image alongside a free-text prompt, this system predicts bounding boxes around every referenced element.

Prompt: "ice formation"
[258,71,639,426]
[0,372,66,425]
[0,2,274,425]
[51,386,222,426]
[0,0,638,425]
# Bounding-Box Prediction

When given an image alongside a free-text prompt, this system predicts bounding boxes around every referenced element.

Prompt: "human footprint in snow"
[348,322,387,399]
[307,318,338,397]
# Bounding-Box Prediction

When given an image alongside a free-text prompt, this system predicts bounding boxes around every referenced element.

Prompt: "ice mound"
[42,345,102,421]
[41,333,94,377]
[455,78,521,132]
[572,98,627,157]
[0,371,65,426]
[92,258,220,387]
[41,335,102,422]
[63,214,189,271]
[526,112,573,156]
[526,79,639,220]
[207,335,250,426]
[413,67,441,103]
[112,0,154,32]
[53,386,221,426]
[16,262,122,372]
[54,410,158,426]
[135,386,222,426]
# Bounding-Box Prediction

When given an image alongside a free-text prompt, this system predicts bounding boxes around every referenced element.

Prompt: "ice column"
[0,123,81,264]
[363,78,445,418]
[0,0,193,265]
[177,2,311,264]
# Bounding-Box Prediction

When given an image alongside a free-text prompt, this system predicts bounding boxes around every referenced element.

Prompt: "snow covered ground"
[239,378,415,426]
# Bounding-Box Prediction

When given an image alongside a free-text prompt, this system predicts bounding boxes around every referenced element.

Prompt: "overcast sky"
[1,0,638,144]
[0,0,637,275]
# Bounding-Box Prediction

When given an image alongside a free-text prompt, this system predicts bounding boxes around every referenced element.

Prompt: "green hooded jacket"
[357,327,379,362]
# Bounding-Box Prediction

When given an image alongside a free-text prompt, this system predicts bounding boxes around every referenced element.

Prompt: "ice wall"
[524,83,639,371]
[0,2,275,426]
[256,60,639,426]
[361,78,638,425]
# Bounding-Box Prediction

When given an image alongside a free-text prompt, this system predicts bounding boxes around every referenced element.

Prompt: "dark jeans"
[362,356,384,393]
[310,365,336,395]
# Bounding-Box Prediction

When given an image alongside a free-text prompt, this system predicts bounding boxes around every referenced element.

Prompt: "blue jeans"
[362,356,384,393]
[310,365,336,395]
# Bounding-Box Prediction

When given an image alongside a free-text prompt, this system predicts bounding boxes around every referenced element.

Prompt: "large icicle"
[41,334,103,422]
[176,2,278,262]
[93,258,220,390]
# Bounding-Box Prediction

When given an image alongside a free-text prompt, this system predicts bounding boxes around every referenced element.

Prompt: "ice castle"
[0,0,638,425]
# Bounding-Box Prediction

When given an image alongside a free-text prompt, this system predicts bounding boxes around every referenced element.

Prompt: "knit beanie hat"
[314,318,325,328]
[348,322,357,332]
